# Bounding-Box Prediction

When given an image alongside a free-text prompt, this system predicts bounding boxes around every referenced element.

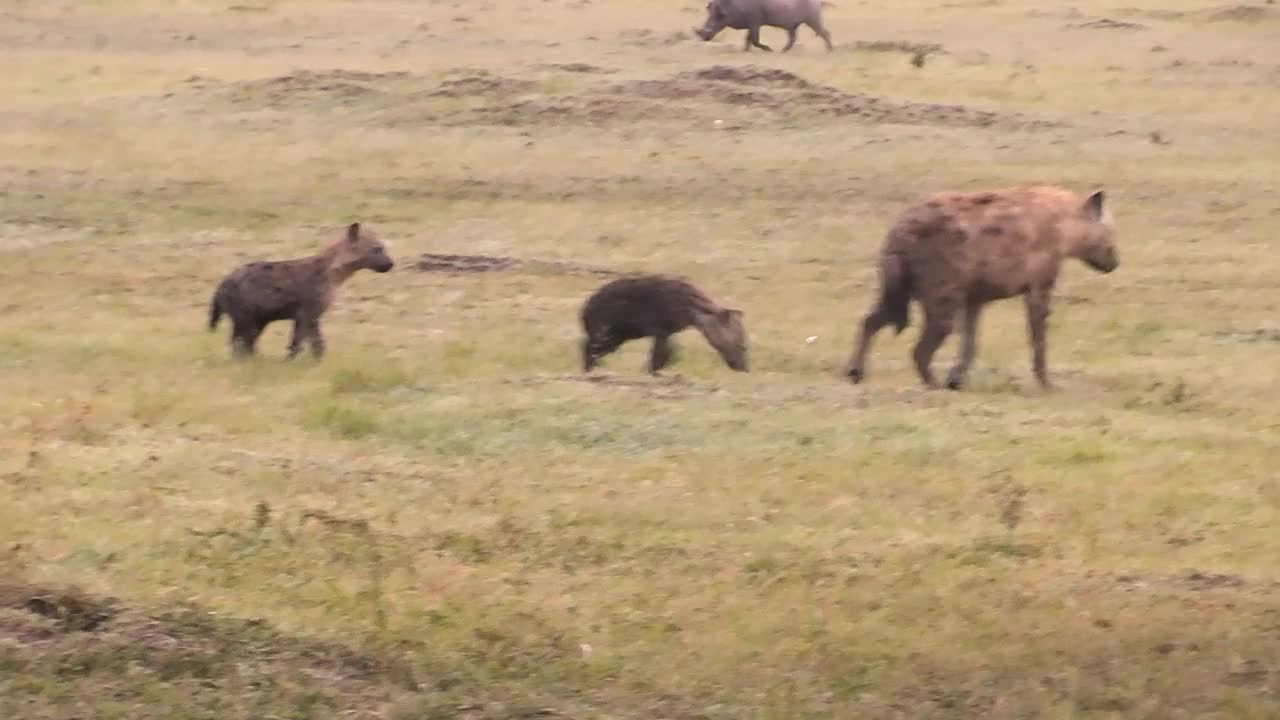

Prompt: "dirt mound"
[590,65,1058,130]
[1204,5,1276,22]
[1068,17,1149,30]
[536,62,617,74]
[0,577,420,715]
[414,253,618,277]
[0,583,119,632]
[854,40,946,55]
[616,28,690,46]
[428,73,537,98]
[207,69,413,108]
[678,65,822,90]
[415,253,520,273]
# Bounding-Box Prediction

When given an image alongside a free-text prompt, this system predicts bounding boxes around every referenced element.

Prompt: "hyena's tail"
[879,253,911,335]
[208,292,223,331]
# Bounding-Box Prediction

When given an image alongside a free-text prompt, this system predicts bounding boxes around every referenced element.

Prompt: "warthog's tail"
[879,253,910,335]
[208,292,223,331]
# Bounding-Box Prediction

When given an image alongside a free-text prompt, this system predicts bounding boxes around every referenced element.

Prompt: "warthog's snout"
[693,26,713,40]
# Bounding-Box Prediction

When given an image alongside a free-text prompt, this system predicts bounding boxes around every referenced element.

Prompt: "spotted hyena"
[208,222,394,360]
[581,274,748,374]
[845,185,1118,390]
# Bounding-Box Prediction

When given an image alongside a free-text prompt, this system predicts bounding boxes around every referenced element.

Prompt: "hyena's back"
[882,185,1091,300]
[581,275,716,337]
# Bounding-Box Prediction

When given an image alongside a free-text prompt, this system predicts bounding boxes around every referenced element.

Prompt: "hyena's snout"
[373,257,395,273]
[1088,247,1118,274]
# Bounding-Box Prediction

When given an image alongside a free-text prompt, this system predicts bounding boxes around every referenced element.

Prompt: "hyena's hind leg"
[846,304,895,383]
[912,298,960,389]
[230,319,263,359]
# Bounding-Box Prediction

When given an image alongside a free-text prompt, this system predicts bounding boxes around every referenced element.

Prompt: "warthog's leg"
[745,27,772,52]
[807,18,833,51]
[846,305,893,384]
[945,302,984,390]
[782,25,799,52]
[913,300,958,389]
[1024,288,1053,389]
[230,319,262,359]
[649,334,674,375]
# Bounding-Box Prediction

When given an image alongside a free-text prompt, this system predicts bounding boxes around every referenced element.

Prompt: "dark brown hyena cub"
[208,222,394,360]
[580,274,748,375]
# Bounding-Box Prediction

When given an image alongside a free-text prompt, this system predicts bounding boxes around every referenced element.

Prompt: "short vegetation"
[2,1,1279,718]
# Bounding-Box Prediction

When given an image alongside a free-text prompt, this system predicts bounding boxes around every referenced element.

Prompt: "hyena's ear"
[346,222,361,243]
[1083,191,1105,220]
[719,307,744,322]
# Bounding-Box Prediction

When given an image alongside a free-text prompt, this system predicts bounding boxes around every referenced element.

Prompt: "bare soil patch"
[1204,5,1276,23]
[1068,18,1149,30]
[457,65,1061,130]
[415,253,618,277]
[427,73,538,98]
[535,62,618,74]
[0,577,418,712]
[192,69,413,110]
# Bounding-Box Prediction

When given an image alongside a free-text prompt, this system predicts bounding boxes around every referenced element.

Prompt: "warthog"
[208,222,395,360]
[845,186,1119,390]
[693,0,833,52]
[580,274,748,374]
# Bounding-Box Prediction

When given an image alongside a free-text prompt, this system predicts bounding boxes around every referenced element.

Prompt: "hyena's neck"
[325,264,361,289]
[316,247,359,288]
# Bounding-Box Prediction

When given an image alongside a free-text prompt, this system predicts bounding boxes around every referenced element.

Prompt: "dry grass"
[2,0,1280,717]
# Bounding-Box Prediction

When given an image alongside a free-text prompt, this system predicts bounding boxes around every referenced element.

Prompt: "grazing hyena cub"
[208,222,394,360]
[581,274,748,374]
[845,185,1118,390]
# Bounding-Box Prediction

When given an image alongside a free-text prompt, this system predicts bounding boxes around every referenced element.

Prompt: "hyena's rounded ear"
[346,222,361,243]
[720,307,744,321]
[1083,191,1105,220]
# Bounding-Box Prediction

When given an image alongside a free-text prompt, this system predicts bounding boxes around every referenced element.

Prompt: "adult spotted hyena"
[208,222,394,360]
[581,274,748,375]
[845,185,1118,390]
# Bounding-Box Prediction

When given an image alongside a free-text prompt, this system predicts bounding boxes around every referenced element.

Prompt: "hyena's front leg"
[1024,288,1053,389]
[308,322,326,360]
[287,318,305,359]
[945,302,985,391]
[582,327,625,372]
[292,309,324,360]
[648,334,674,375]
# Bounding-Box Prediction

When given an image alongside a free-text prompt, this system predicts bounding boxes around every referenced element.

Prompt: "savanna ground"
[2,0,1280,717]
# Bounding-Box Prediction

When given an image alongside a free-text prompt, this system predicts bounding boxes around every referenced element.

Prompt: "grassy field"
[2,0,1280,717]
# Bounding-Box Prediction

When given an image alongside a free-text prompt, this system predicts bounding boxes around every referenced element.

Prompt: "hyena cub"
[581,274,748,375]
[846,185,1118,390]
[208,222,394,360]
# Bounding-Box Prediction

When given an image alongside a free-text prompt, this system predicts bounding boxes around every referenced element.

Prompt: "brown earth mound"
[205,69,413,109]
[415,253,618,277]
[451,65,1058,130]
[1204,5,1276,22]
[428,73,537,98]
[1068,18,1149,30]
